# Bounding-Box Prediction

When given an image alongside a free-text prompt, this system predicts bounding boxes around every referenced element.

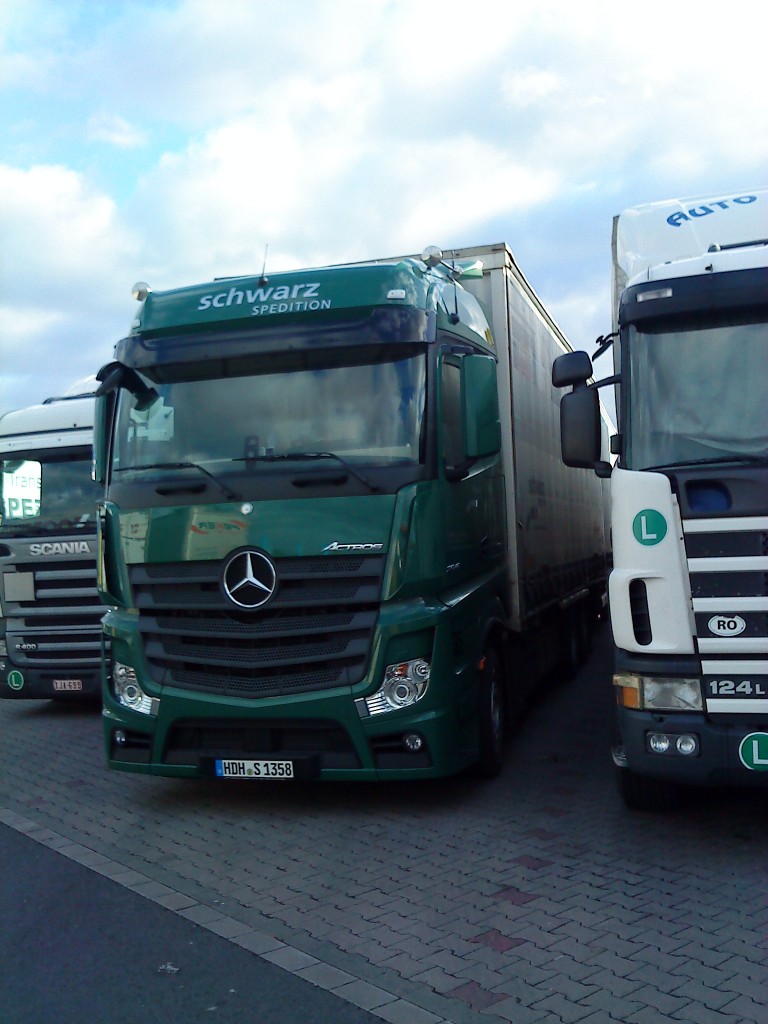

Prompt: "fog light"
[648,733,671,754]
[403,733,424,753]
[676,734,698,756]
[114,729,127,746]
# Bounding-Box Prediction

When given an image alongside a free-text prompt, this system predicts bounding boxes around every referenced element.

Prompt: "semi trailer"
[94,243,610,781]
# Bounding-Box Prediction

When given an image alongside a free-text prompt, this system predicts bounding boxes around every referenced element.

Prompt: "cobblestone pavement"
[2,626,767,1024]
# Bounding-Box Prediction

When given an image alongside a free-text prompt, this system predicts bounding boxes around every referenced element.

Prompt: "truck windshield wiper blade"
[645,454,768,471]
[115,461,241,500]
[252,452,380,492]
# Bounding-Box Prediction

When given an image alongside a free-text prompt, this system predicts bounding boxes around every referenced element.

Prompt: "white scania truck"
[554,190,768,809]
[0,381,104,700]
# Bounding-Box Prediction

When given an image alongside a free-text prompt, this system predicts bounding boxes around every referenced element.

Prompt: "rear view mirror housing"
[552,350,593,388]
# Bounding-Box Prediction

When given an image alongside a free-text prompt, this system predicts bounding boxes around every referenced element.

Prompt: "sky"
[1,0,766,418]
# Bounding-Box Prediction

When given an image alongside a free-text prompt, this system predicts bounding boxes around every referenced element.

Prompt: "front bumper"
[102,686,468,781]
[1,663,102,701]
[617,706,768,787]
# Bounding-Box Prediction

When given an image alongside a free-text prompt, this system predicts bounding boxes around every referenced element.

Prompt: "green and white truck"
[95,243,609,781]
[554,190,768,808]
[0,383,104,700]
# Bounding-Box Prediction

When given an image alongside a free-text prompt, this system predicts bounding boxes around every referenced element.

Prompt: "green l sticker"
[632,509,667,546]
[739,733,768,771]
[7,670,24,691]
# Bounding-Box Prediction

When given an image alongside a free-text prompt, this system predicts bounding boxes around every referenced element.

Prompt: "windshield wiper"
[645,454,768,471]
[115,461,241,501]
[251,452,380,492]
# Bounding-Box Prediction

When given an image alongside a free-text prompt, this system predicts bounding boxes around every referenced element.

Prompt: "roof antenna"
[259,244,269,285]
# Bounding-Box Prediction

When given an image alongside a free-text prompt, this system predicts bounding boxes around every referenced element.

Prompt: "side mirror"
[552,350,593,388]
[92,390,116,484]
[560,386,611,476]
[96,360,158,411]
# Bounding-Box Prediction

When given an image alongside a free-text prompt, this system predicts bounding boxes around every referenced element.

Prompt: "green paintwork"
[100,448,508,780]
[129,258,495,353]
[101,252,513,780]
[116,494,396,565]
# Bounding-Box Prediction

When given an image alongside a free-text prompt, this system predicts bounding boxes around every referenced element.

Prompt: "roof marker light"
[132,281,152,301]
[421,245,443,268]
[387,289,406,300]
[637,287,673,303]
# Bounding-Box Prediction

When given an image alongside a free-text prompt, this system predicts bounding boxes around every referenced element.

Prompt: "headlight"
[614,673,702,711]
[112,661,159,715]
[358,658,430,716]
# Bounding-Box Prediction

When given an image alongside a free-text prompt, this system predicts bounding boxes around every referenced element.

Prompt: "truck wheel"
[559,609,581,681]
[476,646,506,778]
[576,601,592,662]
[616,767,684,811]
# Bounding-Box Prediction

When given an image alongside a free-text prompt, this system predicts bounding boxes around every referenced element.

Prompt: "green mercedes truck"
[95,243,609,781]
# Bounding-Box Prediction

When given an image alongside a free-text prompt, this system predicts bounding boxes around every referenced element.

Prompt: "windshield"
[112,350,427,475]
[0,453,100,534]
[625,311,768,470]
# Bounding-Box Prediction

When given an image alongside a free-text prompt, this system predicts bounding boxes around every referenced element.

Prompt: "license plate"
[215,759,294,780]
[52,679,83,692]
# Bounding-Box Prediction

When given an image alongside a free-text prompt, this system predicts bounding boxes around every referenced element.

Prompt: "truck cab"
[95,245,609,782]
[555,191,768,808]
[0,384,104,700]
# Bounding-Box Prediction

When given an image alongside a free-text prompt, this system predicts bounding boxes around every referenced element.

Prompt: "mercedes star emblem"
[221,548,277,610]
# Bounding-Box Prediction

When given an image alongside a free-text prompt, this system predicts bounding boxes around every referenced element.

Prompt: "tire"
[476,646,506,778]
[576,601,592,663]
[559,609,581,681]
[616,767,685,811]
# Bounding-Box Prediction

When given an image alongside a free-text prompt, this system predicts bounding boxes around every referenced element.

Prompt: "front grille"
[684,518,768,667]
[2,553,104,666]
[130,555,384,699]
[685,529,768,559]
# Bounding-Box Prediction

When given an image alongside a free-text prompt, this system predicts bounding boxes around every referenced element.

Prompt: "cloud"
[87,112,147,149]
[127,100,562,292]
[0,163,137,293]
[1,0,766,416]
[501,68,561,107]
[0,163,137,410]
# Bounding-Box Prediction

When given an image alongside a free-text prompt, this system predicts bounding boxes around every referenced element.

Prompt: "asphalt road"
[2,624,768,1024]
[1,823,383,1024]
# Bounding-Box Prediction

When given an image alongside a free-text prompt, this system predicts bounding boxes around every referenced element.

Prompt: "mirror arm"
[95,361,158,411]
[590,374,621,390]
[592,332,618,361]
[445,459,475,482]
